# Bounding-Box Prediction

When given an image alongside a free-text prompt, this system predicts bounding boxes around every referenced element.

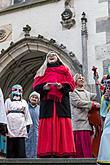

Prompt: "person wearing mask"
[0,88,7,135]
[33,51,76,158]
[5,84,32,158]
[0,88,7,157]
[97,77,110,164]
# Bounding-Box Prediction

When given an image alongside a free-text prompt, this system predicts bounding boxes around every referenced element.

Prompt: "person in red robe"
[33,51,76,158]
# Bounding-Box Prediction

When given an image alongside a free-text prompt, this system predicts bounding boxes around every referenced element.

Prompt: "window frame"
[0,0,60,15]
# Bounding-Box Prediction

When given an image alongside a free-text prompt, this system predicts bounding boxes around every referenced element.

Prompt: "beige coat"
[70,88,97,131]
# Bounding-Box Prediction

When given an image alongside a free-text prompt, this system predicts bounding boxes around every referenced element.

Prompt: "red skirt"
[74,130,92,158]
[37,102,76,157]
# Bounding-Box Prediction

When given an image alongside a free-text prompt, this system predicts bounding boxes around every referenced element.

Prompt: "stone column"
[81,12,88,82]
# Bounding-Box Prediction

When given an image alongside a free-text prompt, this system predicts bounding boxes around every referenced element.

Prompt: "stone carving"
[81,12,88,36]
[0,29,6,40]
[0,24,12,43]
[61,8,75,29]
[60,0,75,29]
[23,24,31,37]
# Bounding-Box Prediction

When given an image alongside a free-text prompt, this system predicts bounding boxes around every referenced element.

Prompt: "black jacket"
[34,83,71,119]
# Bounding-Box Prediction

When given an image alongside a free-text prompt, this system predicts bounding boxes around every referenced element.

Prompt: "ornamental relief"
[0,24,12,43]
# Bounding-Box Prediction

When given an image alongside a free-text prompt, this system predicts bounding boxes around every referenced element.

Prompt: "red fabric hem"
[38,152,76,158]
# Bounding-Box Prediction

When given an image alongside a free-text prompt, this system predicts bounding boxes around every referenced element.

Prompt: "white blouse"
[5,98,32,137]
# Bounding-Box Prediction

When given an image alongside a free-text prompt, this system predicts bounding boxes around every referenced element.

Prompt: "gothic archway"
[0,36,81,99]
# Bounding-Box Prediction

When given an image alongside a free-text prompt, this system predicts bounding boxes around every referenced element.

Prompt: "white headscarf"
[34,51,68,78]
[29,91,40,100]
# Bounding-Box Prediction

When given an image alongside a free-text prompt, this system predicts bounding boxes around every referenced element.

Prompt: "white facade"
[0,0,108,85]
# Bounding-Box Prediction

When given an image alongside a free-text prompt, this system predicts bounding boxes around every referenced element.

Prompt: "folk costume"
[97,78,110,164]
[0,88,7,126]
[33,51,76,158]
[5,84,32,158]
[25,91,40,158]
[0,88,7,156]
[97,110,110,164]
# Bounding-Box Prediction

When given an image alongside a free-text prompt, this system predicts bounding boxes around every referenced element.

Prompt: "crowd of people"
[0,51,110,164]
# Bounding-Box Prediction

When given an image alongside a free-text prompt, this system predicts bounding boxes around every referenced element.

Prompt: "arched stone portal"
[0,36,81,99]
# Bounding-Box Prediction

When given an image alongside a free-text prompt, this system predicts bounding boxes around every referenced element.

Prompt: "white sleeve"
[0,88,7,124]
[5,98,10,114]
[24,100,33,126]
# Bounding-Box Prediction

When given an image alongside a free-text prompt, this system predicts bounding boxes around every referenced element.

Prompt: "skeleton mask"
[11,84,23,101]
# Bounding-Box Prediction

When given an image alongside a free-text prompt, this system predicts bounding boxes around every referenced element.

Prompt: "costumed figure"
[33,51,76,158]
[97,67,110,164]
[5,84,32,158]
[25,91,40,158]
[0,88,7,156]
[70,73,100,158]
[99,65,110,121]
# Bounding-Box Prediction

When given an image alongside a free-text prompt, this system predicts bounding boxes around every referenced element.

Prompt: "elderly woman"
[33,51,76,158]
[25,91,40,158]
[70,74,100,158]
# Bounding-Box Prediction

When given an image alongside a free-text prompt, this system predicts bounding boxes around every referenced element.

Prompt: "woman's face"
[47,53,58,63]
[76,75,85,87]
[30,95,39,106]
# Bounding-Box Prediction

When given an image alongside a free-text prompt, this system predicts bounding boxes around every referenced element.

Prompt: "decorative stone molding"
[60,15,76,29]
[0,35,81,74]
[81,12,88,82]
[0,35,81,98]
[0,29,6,40]
[23,24,31,37]
[60,0,76,29]
[0,24,12,43]
[81,12,88,37]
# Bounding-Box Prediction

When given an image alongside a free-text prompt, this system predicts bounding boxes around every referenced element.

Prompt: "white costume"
[5,98,32,137]
[5,84,32,158]
[0,88,7,124]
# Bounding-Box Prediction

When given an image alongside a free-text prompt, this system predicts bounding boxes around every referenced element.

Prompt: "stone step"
[0,158,97,165]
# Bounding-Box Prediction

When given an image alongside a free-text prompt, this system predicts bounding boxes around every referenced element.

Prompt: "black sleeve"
[0,123,8,135]
[26,125,30,133]
[34,83,49,98]
[60,84,71,94]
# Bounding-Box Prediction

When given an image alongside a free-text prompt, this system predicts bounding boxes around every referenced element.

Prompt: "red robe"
[33,65,76,157]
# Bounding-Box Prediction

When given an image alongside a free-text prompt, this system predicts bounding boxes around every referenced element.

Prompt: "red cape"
[33,65,75,102]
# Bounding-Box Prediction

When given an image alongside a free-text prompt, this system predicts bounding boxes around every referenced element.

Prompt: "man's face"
[30,95,39,105]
